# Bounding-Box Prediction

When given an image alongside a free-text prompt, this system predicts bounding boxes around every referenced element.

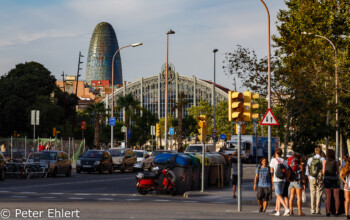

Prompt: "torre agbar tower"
[86,22,122,85]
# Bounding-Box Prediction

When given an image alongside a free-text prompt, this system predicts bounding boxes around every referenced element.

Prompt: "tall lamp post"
[302,32,339,160]
[165,29,175,150]
[111,43,143,148]
[213,49,218,149]
[259,0,272,162]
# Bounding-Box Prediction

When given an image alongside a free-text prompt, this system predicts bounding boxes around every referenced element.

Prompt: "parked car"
[76,150,113,174]
[0,152,5,180]
[184,144,215,153]
[40,150,72,177]
[140,150,175,171]
[133,150,148,163]
[108,148,136,172]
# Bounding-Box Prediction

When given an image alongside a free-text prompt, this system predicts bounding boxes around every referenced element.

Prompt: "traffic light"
[243,91,259,121]
[197,115,207,142]
[156,123,160,137]
[228,91,244,122]
[14,131,17,137]
[53,127,56,137]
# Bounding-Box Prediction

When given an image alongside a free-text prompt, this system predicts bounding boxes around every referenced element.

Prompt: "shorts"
[257,187,272,201]
[232,175,242,185]
[282,181,290,197]
[324,179,340,189]
[289,181,303,189]
[274,181,285,196]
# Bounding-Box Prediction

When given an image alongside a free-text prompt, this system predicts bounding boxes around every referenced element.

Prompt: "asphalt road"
[0,165,342,219]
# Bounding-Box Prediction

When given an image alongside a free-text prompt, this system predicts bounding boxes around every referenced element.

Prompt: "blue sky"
[0,0,287,91]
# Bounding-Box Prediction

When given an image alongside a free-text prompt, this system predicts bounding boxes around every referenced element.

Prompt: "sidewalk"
[184,179,316,207]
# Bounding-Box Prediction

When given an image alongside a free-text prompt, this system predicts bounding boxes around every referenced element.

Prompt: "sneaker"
[283,209,290,216]
[269,210,277,215]
[259,207,263,212]
[274,212,281,216]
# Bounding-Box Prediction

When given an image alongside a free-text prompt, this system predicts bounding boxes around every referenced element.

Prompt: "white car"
[133,150,148,163]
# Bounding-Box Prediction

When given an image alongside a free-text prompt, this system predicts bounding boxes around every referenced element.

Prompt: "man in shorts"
[254,157,272,212]
[229,152,243,199]
[269,148,290,216]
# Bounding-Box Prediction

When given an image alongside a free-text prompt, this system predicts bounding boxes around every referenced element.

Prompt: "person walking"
[269,148,290,216]
[340,159,350,219]
[288,153,306,216]
[306,147,325,215]
[254,157,272,212]
[323,149,340,216]
[229,152,244,199]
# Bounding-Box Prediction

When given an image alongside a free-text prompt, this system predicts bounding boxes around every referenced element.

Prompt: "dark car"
[76,150,113,174]
[0,152,5,180]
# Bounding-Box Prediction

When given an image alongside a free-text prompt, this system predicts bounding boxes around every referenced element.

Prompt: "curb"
[183,191,211,198]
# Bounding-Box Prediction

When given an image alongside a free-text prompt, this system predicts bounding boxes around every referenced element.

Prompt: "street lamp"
[165,29,175,150]
[213,49,218,150]
[302,32,339,160]
[111,43,143,148]
[259,0,272,162]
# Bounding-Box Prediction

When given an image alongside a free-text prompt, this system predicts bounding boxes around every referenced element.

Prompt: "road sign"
[169,127,175,135]
[212,128,217,138]
[219,134,226,140]
[128,129,132,138]
[151,125,156,136]
[81,121,86,130]
[260,108,279,125]
[110,117,116,126]
[31,110,40,125]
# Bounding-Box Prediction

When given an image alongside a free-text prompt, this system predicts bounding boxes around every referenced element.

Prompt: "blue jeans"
[274,181,285,195]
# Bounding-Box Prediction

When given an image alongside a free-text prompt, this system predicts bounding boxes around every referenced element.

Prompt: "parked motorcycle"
[136,166,176,195]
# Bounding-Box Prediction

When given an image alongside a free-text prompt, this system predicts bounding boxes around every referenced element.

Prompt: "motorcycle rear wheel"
[137,187,148,195]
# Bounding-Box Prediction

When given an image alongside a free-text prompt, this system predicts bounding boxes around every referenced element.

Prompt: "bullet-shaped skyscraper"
[86,22,122,85]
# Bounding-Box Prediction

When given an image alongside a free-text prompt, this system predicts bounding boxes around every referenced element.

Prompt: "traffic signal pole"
[236,122,242,212]
[201,142,205,192]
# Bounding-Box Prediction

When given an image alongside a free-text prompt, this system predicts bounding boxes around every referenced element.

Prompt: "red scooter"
[136,166,176,195]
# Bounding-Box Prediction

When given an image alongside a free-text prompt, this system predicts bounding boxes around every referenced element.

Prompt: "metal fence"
[0,137,86,161]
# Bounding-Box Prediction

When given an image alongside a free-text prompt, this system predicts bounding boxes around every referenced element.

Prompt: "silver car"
[41,150,72,177]
[108,148,137,172]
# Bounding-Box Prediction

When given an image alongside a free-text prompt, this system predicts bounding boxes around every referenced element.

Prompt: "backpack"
[287,157,300,181]
[275,158,287,179]
[310,156,322,178]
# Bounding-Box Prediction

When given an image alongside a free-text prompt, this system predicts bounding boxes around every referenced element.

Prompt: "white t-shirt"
[269,157,288,182]
[306,154,325,180]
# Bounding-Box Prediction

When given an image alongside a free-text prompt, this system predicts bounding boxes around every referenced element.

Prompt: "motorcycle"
[136,166,176,195]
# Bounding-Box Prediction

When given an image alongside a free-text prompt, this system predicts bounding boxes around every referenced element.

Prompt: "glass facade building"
[103,73,229,121]
[86,22,122,85]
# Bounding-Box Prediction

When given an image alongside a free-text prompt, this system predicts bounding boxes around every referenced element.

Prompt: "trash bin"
[153,153,176,170]
[195,154,210,189]
[208,153,226,187]
[171,154,193,195]
[184,153,201,190]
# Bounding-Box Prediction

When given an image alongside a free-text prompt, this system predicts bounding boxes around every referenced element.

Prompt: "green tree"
[0,62,60,138]
[131,108,157,148]
[85,102,108,147]
[116,94,141,148]
[171,92,191,152]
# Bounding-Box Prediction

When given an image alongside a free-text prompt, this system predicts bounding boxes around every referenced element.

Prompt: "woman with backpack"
[323,149,340,216]
[288,153,306,216]
[254,157,272,212]
[340,159,350,219]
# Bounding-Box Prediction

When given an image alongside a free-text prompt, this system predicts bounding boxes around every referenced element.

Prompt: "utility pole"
[72,52,84,137]
[62,72,66,133]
